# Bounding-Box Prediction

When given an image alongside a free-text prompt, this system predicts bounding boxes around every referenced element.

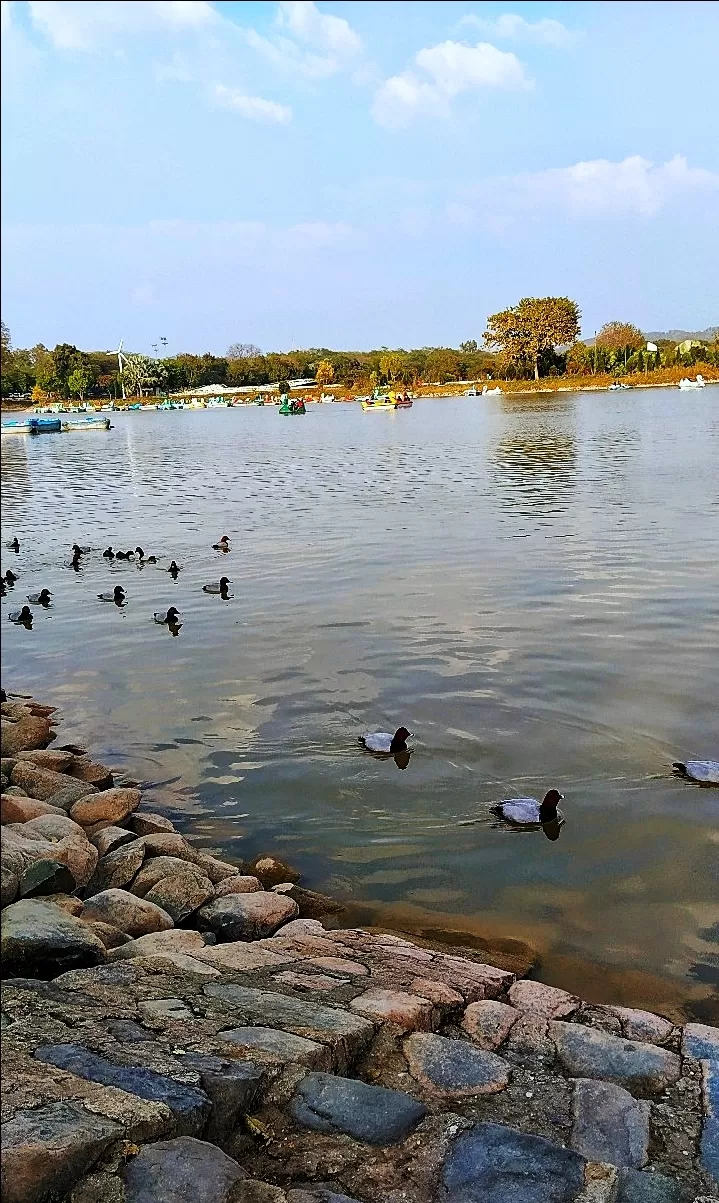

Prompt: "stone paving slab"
[551,1020,682,1094]
[289,1072,427,1145]
[439,1120,586,1202]
[404,1032,511,1099]
[571,1077,650,1168]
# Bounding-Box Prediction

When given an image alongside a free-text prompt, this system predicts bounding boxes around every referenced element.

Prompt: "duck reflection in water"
[168,621,182,638]
[393,750,412,771]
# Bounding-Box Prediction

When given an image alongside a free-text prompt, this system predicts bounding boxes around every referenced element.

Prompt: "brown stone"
[249,855,301,888]
[82,888,174,937]
[508,979,579,1020]
[70,788,141,827]
[16,749,75,772]
[409,978,464,1006]
[45,894,84,916]
[110,928,208,960]
[272,882,346,920]
[1,714,52,756]
[192,941,295,972]
[212,875,263,898]
[189,851,240,884]
[131,856,208,897]
[197,892,299,941]
[126,812,176,836]
[10,762,81,802]
[306,956,370,977]
[66,759,114,790]
[350,988,436,1031]
[1,1101,123,1203]
[81,920,134,949]
[273,970,349,992]
[1,794,66,823]
[144,873,214,923]
[4,816,98,887]
[463,1000,519,1050]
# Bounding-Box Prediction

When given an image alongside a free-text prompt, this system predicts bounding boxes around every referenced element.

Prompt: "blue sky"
[2,0,718,354]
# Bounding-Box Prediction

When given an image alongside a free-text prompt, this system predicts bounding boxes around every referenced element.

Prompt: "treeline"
[2,312,718,400]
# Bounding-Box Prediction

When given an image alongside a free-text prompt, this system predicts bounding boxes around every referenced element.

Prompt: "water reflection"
[489,431,576,515]
[393,750,412,771]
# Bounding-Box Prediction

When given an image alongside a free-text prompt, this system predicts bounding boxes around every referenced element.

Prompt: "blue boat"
[61,416,111,432]
[1,416,62,435]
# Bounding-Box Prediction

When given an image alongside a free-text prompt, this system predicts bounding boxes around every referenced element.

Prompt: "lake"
[2,388,718,1020]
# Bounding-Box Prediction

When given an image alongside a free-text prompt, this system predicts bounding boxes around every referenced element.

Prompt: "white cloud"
[459,12,578,48]
[450,155,719,225]
[1,1,11,34]
[213,83,292,125]
[246,0,362,80]
[27,1,217,50]
[373,40,531,130]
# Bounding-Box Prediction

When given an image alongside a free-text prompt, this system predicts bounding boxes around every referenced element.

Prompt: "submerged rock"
[250,855,301,889]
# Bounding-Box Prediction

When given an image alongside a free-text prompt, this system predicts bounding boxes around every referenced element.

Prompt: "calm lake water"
[2,389,718,1019]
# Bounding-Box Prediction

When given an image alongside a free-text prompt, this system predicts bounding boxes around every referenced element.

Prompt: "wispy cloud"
[449,156,719,226]
[27,1,218,50]
[212,84,292,125]
[246,0,362,80]
[458,12,579,48]
[1,1,11,34]
[373,40,531,130]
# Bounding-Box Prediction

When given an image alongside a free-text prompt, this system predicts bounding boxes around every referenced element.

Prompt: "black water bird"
[9,605,32,626]
[203,576,232,595]
[154,606,182,625]
[6,538,20,552]
[27,589,52,606]
[99,586,126,605]
[491,789,564,826]
[359,727,413,755]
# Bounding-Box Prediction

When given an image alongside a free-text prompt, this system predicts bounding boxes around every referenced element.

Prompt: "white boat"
[482,385,503,396]
[464,387,478,396]
[608,382,630,391]
[678,374,706,390]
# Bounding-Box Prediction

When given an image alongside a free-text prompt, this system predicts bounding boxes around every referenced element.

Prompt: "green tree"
[378,351,406,383]
[315,359,334,389]
[67,364,94,401]
[565,341,592,376]
[51,344,81,396]
[460,339,478,353]
[1,320,11,354]
[485,297,581,380]
[122,353,167,398]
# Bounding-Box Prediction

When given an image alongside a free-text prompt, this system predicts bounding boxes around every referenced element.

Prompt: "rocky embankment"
[1,694,718,1203]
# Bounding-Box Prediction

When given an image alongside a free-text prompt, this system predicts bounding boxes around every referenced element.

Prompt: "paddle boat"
[481,385,503,396]
[394,396,413,409]
[608,382,630,391]
[279,397,306,415]
[679,374,706,390]
[61,415,111,432]
[464,386,479,396]
[2,416,62,435]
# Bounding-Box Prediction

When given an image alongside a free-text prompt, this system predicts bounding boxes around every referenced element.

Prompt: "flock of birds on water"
[3,534,717,842]
[2,534,234,636]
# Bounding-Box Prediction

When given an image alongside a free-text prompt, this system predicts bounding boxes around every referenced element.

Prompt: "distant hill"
[644,327,717,342]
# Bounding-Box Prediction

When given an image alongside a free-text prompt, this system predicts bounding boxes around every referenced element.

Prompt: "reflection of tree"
[489,431,576,513]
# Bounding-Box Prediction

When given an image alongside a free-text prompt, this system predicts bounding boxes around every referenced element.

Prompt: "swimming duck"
[4,570,18,585]
[359,727,413,754]
[203,576,232,595]
[9,605,32,625]
[491,789,564,826]
[135,547,157,564]
[27,589,52,606]
[71,544,90,556]
[6,538,20,552]
[154,606,182,625]
[672,760,719,786]
[99,586,126,604]
[115,550,132,560]
[167,561,182,577]
[213,535,231,551]
[102,547,115,559]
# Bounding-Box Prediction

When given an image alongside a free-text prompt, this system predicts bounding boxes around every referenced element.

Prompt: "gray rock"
[127,812,176,836]
[290,1072,427,1145]
[404,1032,510,1098]
[91,826,138,857]
[145,873,214,924]
[82,889,174,937]
[106,1019,153,1042]
[196,892,298,941]
[11,761,82,801]
[131,856,208,897]
[218,1026,330,1069]
[87,841,146,893]
[204,984,374,1072]
[701,1059,719,1186]
[1,860,19,907]
[123,1136,246,1203]
[571,1077,650,1167]
[1,899,106,979]
[615,1168,693,1202]
[551,1020,681,1093]
[1,1101,123,1203]
[181,1055,263,1144]
[35,1045,210,1136]
[683,1023,719,1063]
[137,998,194,1023]
[48,782,98,813]
[288,1191,362,1203]
[19,859,77,898]
[440,1121,586,1203]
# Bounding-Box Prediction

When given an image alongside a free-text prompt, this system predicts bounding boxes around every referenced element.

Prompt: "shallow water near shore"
[2,389,718,1019]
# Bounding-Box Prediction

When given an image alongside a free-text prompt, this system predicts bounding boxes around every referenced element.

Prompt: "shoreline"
[2,691,718,1201]
[3,368,717,415]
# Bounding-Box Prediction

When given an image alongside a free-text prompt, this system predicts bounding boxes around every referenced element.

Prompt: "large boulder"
[65,758,114,790]
[1,899,106,978]
[197,892,298,941]
[70,788,141,827]
[127,812,176,836]
[82,888,174,937]
[19,859,77,898]
[1,714,52,757]
[131,856,208,898]
[91,825,138,857]
[144,874,214,924]
[86,840,146,892]
[2,819,98,888]
[16,749,75,772]
[1,794,66,824]
[122,1137,247,1203]
[10,762,78,802]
